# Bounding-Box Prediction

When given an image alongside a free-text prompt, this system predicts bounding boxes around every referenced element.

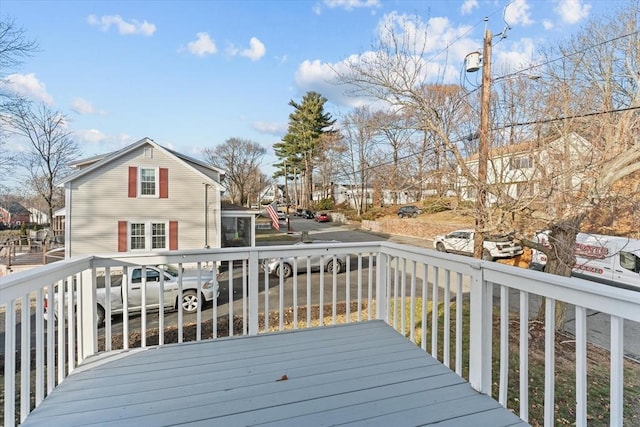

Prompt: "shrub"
[316,198,334,211]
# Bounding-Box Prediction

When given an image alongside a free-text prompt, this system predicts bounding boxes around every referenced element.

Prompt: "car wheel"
[180,290,200,312]
[326,259,343,275]
[436,242,446,252]
[96,304,105,325]
[398,213,404,218]
[276,263,293,278]
[482,249,494,261]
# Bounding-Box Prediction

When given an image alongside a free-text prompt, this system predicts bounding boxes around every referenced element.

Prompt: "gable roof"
[58,137,226,190]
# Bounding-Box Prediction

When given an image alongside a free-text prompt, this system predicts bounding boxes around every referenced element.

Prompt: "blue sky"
[1,0,623,179]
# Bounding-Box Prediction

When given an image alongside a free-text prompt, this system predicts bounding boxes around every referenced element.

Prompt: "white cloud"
[554,0,592,24]
[543,20,554,30]
[320,0,380,11]
[493,38,536,74]
[240,37,266,61]
[70,97,98,115]
[460,0,479,15]
[504,0,533,26]
[0,73,53,104]
[251,121,287,136]
[185,32,217,57]
[87,14,156,36]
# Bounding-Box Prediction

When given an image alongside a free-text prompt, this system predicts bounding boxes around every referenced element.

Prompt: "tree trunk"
[536,215,586,330]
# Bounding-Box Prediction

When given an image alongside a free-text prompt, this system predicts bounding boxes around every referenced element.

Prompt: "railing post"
[375,251,388,322]
[468,264,492,394]
[79,267,97,361]
[248,251,259,335]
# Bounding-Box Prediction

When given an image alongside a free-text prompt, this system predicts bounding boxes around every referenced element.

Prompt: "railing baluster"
[401,258,406,336]
[345,254,351,323]
[455,272,463,376]
[306,257,311,326]
[20,293,30,423]
[519,290,529,422]
[575,305,587,427]
[319,255,324,326]
[177,264,183,343]
[159,265,165,345]
[367,253,373,320]
[242,260,248,335]
[5,300,16,427]
[47,283,55,394]
[610,315,624,427]
[67,275,76,373]
[196,262,202,340]
[57,278,67,383]
[544,297,556,426]
[228,259,234,337]
[105,267,112,352]
[122,269,129,350]
[421,263,428,353]
[357,254,362,322]
[444,269,451,367]
[293,260,298,330]
[409,260,416,344]
[35,288,44,406]
[141,265,147,347]
[279,258,284,331]
[332,255,337,325]
[499,285,509,405]
[431,266,439,356]
[211,262,217,339]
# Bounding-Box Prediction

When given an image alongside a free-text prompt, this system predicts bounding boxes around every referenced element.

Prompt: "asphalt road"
[2,217,638,360]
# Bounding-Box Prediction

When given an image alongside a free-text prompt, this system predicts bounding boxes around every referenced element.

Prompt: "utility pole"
[284,161,292,233]
[473,25,492,259]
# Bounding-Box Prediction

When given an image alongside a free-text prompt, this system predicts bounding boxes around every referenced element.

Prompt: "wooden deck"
[22,321,528,426]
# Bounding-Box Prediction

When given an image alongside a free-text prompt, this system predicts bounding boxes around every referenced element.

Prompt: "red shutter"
[159,168,168,198]
[128,167,137,197]
[118,221,128,252]
[169,221,178,250]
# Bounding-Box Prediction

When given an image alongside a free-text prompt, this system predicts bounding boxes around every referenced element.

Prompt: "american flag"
[265,201,280,230]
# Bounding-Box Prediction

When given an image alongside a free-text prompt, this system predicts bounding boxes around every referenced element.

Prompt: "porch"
[2,241,639,426]
[19,321,526,426]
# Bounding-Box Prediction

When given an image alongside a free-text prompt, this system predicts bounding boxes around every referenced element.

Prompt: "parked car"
[45,264,219,324]
[300,209,315,219]
[397,206,422,218]
[433,229,523,261]
[315,212,330,222]
[530,231,640,290]
[265,240,347,278]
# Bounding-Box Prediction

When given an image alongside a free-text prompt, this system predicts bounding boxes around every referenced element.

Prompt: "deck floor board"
[22,320,528,426]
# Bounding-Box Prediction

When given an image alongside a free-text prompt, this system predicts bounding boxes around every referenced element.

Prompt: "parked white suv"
[434,229,523,261]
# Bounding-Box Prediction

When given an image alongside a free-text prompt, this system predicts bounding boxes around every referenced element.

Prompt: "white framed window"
[129,221,168,250]
[139,167,158,196]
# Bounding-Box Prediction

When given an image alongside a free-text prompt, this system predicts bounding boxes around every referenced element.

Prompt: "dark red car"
[315,212,330,222]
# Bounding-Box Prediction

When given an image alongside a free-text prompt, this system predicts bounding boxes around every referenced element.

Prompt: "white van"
[530,232,640,291]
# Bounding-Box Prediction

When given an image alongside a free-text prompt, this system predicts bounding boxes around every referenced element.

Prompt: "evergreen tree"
[274,91,336,208]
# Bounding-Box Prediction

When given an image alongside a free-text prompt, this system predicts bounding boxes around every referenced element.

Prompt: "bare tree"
[334,107,381,215]
[338,2,640,288]
[203,138,266,206]
[0,18,39,189]
[7,102,78,224]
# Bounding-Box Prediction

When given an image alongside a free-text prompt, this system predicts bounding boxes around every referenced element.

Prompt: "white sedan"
[265,240,347,278]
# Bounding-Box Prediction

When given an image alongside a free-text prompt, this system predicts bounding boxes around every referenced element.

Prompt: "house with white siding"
[57,137,232,258]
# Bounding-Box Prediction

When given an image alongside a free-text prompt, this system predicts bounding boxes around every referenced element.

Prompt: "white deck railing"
[1,241,639,426]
